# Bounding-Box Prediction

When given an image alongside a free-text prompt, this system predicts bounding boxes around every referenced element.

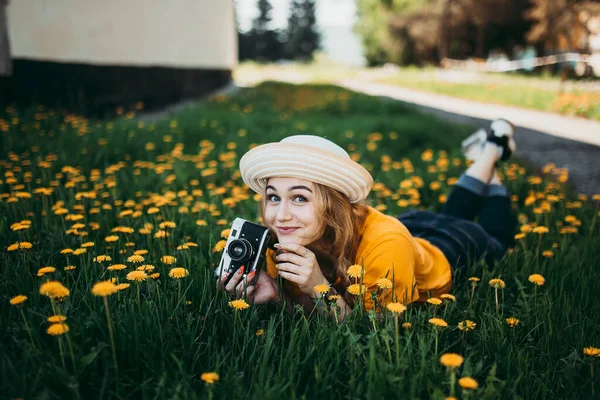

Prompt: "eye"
[293,195,308,203]
[266,194,280,202]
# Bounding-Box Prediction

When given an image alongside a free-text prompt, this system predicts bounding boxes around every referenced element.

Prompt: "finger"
[225,267,245,293]
[276,262,302,275]
[217,272,231,290]
[278,270,301,283]
[275,252,309,266]
[277,242,308,257]
[235,279,247,297]
[245,286,255,303]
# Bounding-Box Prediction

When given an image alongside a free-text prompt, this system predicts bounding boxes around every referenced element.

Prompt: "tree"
[284,0,320,61]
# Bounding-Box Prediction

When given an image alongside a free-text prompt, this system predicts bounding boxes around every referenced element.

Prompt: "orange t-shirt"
[265,206,453,309]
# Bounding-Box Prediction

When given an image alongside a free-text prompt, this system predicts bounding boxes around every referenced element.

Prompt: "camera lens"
[227,239,253,262]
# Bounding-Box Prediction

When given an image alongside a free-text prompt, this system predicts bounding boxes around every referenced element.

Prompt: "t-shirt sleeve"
[359,232,420,308]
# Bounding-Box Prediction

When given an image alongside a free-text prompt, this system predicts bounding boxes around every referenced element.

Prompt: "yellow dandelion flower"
[37,266,56,276]
[61,248,74,254]
[532,226,549,234]
[126,270,148,282]
[72,248,87,255]
[137,264,155,272]
[440,353,464,368]
[256,329,265,336]
[47,323,69,336]
[9,295,28,305]
[196,219,207,226]
[19,242,33,249]
[116,283,130,291]
[347,264,364,279]
[159,221,176,229]
[328,294,341,301]
[506,317,520,327]
[161,255,177,264]
[134,249,149,255]
[440,294,456,302]
[313,284,330,295]
[228,299,250,310]
[514,233,526,240]
[169,267,189,279]
[64,265,76,271]
[7,243,19,251]
[177,244,189,250]
[427,298,442,305]
[387,302,407,314]
[457,320,477,331]
[583,347,600,356]
[200,372,219,384]
[402,322,412,329]
[375,277,393,290]
[39,281,70,298]
[429,318,448,328]
[47,315,67,323]
[184,242,198,247]
[104,235,119,242]
[528,274,545,286]
[107,264,127,271]
[468,277,480,283]
[149,272,160,279]
[93,255,112,262]
[488,278,506,289]
[347,284,367,296]
[91,281,118,297]
[458,377,478,389]
[81,241,94,248]
[213,240,227,252]
[127,255,145,263]
[220,228,231,238]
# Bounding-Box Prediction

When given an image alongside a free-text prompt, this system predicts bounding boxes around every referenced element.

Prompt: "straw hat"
[239,135,373,203]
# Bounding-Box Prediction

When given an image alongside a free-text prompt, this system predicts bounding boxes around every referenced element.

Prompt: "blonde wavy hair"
[260,181,370,307]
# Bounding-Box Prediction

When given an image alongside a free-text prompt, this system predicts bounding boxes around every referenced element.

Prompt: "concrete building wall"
[1,0,237,114]
[7,0,237,69]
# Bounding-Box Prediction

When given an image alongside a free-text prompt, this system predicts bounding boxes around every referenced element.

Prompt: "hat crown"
[280,135,349,158]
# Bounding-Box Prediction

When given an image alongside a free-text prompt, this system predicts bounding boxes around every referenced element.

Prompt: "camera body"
[215,218,272,285]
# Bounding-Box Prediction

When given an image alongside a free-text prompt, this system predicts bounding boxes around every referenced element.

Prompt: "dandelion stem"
[394,314,400,366]
[495,288,499,314]
[449,369,457,397]
[65,332,77,372]
[20,309,35,347]
[57,336,67,370]
[103,297,118,374]
[592,360,595,397]
[469,283,476,310]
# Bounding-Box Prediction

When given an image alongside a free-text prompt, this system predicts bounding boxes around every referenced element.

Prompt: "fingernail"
[239,266,245,274]
[273,243,280,248]
[247,271,256,280]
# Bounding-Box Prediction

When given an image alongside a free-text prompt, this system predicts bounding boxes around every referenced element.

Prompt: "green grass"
[376,68,600,121]
[1,82,600,399]
[235,61,600,122]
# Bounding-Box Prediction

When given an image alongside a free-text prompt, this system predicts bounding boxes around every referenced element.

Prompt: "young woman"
[217,119,517,320]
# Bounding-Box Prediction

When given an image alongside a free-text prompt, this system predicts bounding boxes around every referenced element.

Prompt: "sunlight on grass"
[2,82,600,399]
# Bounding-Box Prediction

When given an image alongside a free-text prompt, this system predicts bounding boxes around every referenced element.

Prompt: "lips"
[277,227,299,235]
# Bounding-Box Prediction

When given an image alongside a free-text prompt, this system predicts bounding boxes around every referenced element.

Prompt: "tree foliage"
[354,0,595,66]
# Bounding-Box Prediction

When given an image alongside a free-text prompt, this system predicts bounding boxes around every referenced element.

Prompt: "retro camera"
[214,218,272,286]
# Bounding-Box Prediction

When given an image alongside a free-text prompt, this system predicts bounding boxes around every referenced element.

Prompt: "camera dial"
[228,238,254,262]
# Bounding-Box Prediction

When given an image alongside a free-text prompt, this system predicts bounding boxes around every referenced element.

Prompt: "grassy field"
[235,62,600,122]
[2,82,600,399]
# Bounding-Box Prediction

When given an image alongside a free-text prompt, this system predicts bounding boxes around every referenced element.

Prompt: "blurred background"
[0,0,599,116]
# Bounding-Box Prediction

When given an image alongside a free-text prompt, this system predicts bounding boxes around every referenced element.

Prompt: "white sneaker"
[461,119,516,162]
[461,128,488,162]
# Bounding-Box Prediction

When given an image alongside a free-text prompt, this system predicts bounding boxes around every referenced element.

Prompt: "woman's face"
[263,177,320,246]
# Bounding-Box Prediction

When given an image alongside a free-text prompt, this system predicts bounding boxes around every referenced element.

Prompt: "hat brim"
[240,142,373,203]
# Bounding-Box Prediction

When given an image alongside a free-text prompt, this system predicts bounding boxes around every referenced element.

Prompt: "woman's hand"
[274,242,329,297]
[216,267,279,305]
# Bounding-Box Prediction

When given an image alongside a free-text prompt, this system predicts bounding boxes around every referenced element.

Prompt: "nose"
[276,201,292,222]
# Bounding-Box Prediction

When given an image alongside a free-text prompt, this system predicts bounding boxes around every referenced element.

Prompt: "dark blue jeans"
[398,175,515,270]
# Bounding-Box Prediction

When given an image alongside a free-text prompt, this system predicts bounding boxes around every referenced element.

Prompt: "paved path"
[337,79,600,197]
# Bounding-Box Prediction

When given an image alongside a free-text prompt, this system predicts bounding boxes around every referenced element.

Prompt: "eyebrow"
[265,185,313,193]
